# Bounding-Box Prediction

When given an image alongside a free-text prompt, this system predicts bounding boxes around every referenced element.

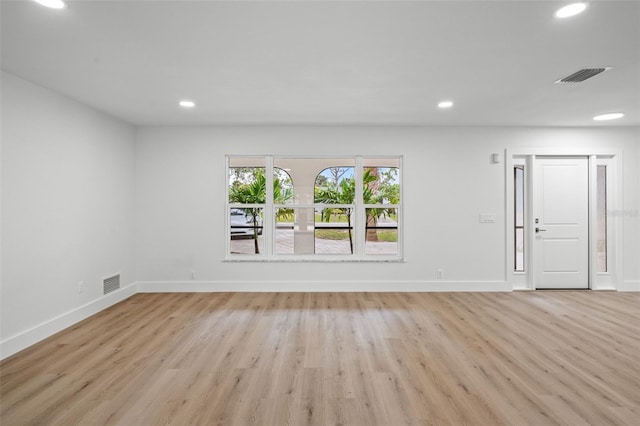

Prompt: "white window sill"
[223,257,406,263]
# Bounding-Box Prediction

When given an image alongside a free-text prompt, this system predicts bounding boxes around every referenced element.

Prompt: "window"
[597,165,607,272]
[363,164,400,256]
[228,158,294,255]
[314,166,355,255]
[228,158,266,255]
[514,165,525,272]
[226,156,402,261]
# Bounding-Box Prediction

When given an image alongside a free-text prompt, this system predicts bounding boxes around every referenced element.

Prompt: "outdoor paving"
[230,229,397,255]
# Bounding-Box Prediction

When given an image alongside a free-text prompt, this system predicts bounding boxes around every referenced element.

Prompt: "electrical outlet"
[190,270,196,280]
[437,269,444,279]
[78,281,84,293]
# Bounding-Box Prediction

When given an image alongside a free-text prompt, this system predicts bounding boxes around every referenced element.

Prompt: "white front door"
[533,157,589,289]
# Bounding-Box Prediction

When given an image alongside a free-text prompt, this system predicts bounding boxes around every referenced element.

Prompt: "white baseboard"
[618,280,640,292]
[137,280,512,293]
[0,282,137,361]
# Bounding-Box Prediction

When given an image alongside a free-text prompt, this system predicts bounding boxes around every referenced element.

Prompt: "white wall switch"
[479,214,496,223]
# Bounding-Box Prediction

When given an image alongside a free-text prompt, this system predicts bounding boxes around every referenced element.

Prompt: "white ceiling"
[1,0,639,127]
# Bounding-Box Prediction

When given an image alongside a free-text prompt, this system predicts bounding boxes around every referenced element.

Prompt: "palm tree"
[315,177,355,253]
[315,169,377,253]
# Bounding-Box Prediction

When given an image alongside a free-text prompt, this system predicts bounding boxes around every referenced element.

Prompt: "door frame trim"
[505,147,622,291]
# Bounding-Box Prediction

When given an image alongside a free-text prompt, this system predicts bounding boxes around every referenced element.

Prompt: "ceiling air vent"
[103,274,120,295]
[555,67,611,83]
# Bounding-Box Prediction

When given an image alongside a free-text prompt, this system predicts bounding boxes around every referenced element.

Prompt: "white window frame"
[594,157,617,288]
[513,158,527,272]
[225,155,403,262]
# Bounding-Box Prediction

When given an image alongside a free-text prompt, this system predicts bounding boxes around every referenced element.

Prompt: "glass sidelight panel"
[514,165,525,271]
[597,165,607,272]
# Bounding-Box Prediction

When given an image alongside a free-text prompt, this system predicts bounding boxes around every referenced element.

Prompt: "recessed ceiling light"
[179,100,196,108]
[593,112,624,121]
[554,3,587,19]
[33,0,67,9]
[438,101,454,109]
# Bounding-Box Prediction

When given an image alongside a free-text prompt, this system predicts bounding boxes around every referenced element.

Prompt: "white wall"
[1,72,137,358]
[1,71,637,358]
[135,125,639,292]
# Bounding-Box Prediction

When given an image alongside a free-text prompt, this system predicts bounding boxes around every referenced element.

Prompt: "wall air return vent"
[103,274,120,295]
[555,67,611,83]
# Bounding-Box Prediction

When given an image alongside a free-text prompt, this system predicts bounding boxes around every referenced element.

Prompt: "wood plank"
[1,292,638,425]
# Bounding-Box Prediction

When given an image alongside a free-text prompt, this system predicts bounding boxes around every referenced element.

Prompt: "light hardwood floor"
[1,292,639,425]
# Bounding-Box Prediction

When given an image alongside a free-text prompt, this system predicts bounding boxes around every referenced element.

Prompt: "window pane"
[597,165,607,272]
[229,167,266,204]
[315,207,353,254]
[315,167,355,204]
[365,208,398,255]
[514,166,525,271]
[229,208,264,255]
[274,168,294,204]
[275,207,317,255]
[514,166,524,227]
[274,207,294,254]
[364,167,400,204]
[515,228,524,272]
